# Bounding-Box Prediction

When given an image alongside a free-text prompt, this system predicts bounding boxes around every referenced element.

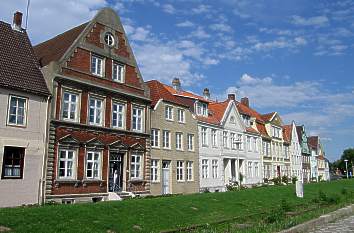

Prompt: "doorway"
[162,161,170,195]
[109,152,124,192]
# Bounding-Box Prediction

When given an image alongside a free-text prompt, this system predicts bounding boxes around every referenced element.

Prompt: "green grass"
[0,180,353,233]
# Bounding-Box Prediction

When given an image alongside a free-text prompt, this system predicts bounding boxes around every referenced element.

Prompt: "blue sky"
[1,0,354,161]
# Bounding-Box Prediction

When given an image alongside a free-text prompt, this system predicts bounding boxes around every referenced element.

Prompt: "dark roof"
[308,136,319,149]
[0,21,50,96]
[34,22,88,67]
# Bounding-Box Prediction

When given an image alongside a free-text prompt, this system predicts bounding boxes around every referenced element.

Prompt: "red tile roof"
[34,22,88,67]
[261,112,276,122]
[236,102,265,124]
[146,80,190,108]
[308,136,319,149]
[282,125,292,143]
[0,21,50,96]
[256,122,270,138]
[163,84,211,103]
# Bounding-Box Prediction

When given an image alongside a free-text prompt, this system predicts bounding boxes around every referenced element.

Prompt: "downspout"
[40,95,51,205]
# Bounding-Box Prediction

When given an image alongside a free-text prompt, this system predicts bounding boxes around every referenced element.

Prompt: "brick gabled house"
[34,8,151,203]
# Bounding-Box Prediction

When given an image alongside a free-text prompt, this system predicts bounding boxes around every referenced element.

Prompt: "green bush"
[271,177,281,185]
[226,180,239,191]
[281,176,289,184]
[291,176,298,184]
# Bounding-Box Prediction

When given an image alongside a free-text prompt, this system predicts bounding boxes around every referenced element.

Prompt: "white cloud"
[176,20,195,27]
[189,26,210,39]
[191,4,211,14]
[209,23,233,33]
[162,4,175,14]
[291,15,329,27]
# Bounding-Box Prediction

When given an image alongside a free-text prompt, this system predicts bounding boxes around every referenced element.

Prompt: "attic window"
[104,32,115,47]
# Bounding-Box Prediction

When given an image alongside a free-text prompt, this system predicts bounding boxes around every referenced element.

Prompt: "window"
[242,115,250,127]
[230,116,235,124]
[223,131,228,148]
[201,159,208,178]
[272,126,281,138]
[163,130,170,149]
[165,106,173,121]
[253,137,258,152]
[187,161,193,181]
[7,95,27,126]
[112,102,124,129]
[86,151,101,179]
[151,129,160,148]
[236,134,243,150]
[187,134,194,151]
[112,63,124,83]
[201,127,208,146]
[176,132,183,150]
[247,136,252,151]
[1,147,25,179]
[58,149,75,179]
[247,161,252,177]
[62,91,79,121]
[89,97,103,126]
[254,162,259,177]
[230,133,236,150]
[104,32,115,46]
[196,102,208,116]
[177,109,185,123]
[151,159,159,182]
[212,160,218,178]
[91,55,103,76]
[131,154,142,179]
[132,107,143,132]
[211,129,217,147]
[176,161,184,181]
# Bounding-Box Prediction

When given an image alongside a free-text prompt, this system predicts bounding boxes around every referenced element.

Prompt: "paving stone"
[309,215,354,233]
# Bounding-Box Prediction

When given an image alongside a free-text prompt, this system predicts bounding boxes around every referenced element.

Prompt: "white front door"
[162,161,170,195]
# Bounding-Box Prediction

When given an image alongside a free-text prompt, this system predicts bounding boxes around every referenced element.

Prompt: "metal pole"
[344,159,348,179]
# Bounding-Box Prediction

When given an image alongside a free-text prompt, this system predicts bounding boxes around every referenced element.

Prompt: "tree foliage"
[331,148,354,174]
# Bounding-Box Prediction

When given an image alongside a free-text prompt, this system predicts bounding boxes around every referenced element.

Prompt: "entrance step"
[117,191,136,200]
[107,192,122,201]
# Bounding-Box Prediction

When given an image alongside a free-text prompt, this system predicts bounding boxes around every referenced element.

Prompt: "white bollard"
[296,181,304,198]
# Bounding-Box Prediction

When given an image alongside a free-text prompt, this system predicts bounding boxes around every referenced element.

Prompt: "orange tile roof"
[236,102,265,124]
[261,112,276,122]
[163,84,212,103]
[256,122,270,138]
[282,125,292,143]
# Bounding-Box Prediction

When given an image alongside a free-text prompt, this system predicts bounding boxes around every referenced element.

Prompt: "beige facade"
[0,88,49,207]
[150,100,199,195]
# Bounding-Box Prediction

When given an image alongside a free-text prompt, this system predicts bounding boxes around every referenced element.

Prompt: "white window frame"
[187,161,193,181]
[151,129,160,148]
[112,102,125,129]
[165,106,174,121]
[132,106,144,132]
[176,160,184,181]
[176,132,183,151]
[91,54,104,77]
[254,162,259,177]
[247,161,252,177]
[212,159,218,179]
[201,159,209,179]
[230,133,236,150]
[177,109,185,123]
[201,127,208,146]
[247,136,252,152]
[112,62,125,83]
[58,149,76,179]
[253,137,258,152]
[187,134,194,151]
[151,159,159,182]
[211,129,217,147]
[7,95,27,126]
[88,96,104,126]
[223,131,228,148]
[163,130,171,149]
[62,91,79,122]
[86,151,101,180]
[131,153,142,179]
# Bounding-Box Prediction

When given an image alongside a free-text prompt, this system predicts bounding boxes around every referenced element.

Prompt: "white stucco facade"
[0,88,49,207]
[289,122,302,181]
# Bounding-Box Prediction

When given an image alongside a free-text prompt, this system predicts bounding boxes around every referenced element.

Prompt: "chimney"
[172,78,181,91]
[203,88,210,100]
[228,93,235,100]
[241,97,249,107]
[13,11,23,31]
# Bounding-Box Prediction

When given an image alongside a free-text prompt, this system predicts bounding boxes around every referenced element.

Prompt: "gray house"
[0,12,50,207]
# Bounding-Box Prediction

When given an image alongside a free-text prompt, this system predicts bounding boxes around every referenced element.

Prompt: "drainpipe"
[40,95,51,205]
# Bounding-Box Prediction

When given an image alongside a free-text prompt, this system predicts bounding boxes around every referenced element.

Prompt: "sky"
[1,0,354,161]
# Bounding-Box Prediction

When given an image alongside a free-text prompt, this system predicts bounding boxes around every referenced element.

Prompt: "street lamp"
[344,159,349,179]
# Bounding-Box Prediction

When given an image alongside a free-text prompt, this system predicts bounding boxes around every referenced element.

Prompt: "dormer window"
[104,32,115,47]
[242,115,250,127]
[272,126,281,138]
[196,102,208,116]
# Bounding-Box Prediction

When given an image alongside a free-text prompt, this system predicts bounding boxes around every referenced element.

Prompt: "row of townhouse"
[0,8,330,207]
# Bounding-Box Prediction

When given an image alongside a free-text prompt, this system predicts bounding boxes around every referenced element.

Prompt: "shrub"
[202,188,210,193]
[263,178,269,183]
[291,176,298,184]
[226,180,239,192]
[271,177,281,185]
[281,176,289,184]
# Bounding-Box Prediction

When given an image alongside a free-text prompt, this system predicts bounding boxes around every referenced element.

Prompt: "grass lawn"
[0,179,353,233]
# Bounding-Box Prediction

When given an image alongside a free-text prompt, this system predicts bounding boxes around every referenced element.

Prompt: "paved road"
[309,215,354,233]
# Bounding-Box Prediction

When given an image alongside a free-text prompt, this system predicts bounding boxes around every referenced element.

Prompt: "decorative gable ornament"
[130,142,145,152]
[109,140,129,152]
[58,134,80,148]
[85,137,105,150]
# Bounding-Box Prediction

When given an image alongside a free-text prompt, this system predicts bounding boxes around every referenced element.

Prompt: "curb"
[279,204,354,233]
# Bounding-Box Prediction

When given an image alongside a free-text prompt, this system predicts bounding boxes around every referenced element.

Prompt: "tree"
[332,148,354,175]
